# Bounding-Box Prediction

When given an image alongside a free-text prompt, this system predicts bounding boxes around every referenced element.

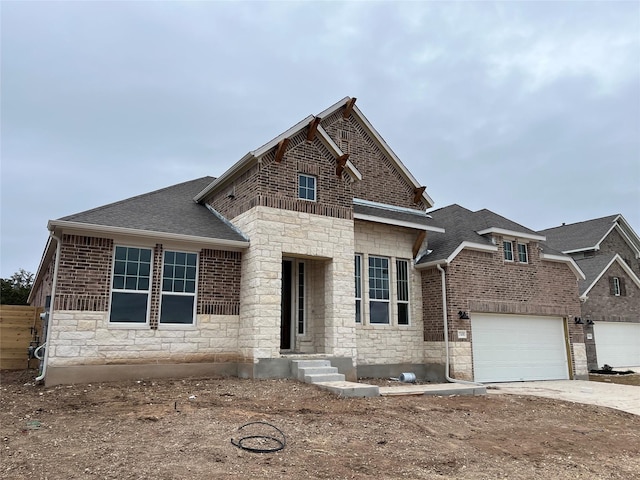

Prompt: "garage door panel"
[472,314,569,382]
[593,322,640,368]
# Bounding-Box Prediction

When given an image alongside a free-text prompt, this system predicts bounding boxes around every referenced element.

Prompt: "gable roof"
[577,253,640,298]
[540,214,640,257]
[416,204,584,278]
[50,177,249,247]
[353,199,444,232]
[193,97,434,207]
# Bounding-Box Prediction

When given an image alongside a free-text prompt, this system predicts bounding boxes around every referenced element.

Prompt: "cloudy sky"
[1,1,639,278]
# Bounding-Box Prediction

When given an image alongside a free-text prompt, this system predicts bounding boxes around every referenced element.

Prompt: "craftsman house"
[540,215,640,369]
[417,205,587,382]
[29,97,447,385]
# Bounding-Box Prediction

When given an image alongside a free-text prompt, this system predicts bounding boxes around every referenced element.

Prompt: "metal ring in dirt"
[231,421,286,453]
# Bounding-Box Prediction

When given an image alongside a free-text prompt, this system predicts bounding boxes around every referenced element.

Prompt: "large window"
[396,259,410,325]
[355,254,362,323]
[160,251,197,324]
[369,256,390,324]
[110,246,152,323]
[517,243,528,263]
[503,241,514,262]
[298,174,316,201]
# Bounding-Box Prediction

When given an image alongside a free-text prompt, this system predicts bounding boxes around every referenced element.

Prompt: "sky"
[1,1,639,278]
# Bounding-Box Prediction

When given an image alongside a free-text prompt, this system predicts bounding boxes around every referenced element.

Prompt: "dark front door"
[280,260,293,350]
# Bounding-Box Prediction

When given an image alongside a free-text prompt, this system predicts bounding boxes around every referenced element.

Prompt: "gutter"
[436,263,482,386]
[35,231,61,383]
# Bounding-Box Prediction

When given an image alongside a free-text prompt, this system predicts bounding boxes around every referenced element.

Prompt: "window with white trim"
[517,243,528,263]
[110,246,152,323]
[160,251,197,324]
[298,174,316,201]
[396,259,410,325]
[354,254,362,323]
[503,241,514,262]
[368,256,390,324]
[612,276,621,296]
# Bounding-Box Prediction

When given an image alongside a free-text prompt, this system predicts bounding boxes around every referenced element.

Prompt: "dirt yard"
[2,370,639,480]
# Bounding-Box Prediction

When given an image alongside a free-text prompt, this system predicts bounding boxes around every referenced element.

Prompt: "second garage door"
[471,313,570,382]
[593,322,640,368]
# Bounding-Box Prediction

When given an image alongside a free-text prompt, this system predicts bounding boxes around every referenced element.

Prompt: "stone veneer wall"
[353,220,425,368]
[232,206,357,366]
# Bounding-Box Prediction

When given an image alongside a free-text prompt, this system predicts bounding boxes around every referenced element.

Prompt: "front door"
[280,260,293,350]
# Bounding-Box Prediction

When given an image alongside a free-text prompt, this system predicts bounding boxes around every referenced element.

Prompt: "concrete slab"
[315,381,379,398]
[486,380,640,416]
[379,382,486,397]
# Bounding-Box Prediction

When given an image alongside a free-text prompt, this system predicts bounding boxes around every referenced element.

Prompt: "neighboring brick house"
[29,97,446,385]
[540,215,640,370]
[417,205,588,382]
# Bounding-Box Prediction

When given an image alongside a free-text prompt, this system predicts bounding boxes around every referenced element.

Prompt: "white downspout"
[36,231,61,383]
[436,263,481,385]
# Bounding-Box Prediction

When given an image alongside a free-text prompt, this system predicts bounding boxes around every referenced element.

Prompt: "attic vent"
[340,130,351,140]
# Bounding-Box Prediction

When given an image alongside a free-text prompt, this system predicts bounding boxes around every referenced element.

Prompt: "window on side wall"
[503,241,514,262]
[369,256,390,324]
[160,251,198,324]
[110,246,152,323]
[355,254,362,323]
[610,276,625,297]
[396,259,410,325]
[517,243,528,263]
[298,174,316,201]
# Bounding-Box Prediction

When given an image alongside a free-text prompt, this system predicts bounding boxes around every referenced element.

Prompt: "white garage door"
[593,322,640,368]
[471,314,570,382]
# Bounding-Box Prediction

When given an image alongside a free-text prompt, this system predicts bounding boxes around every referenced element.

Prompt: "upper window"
[355,254,362,324]
[369,256,390,324]
[503,241,514,262]
[396,259,410,325]
[298,174,316,201]
[517,243,528,263]
[110,246,152,323]
[160,251,197,324]
[612,276,621,296]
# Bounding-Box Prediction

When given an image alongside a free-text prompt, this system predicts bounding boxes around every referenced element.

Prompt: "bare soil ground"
[2,369,639,480]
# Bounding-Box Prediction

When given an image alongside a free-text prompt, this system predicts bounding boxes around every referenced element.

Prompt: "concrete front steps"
[291,359,379,398]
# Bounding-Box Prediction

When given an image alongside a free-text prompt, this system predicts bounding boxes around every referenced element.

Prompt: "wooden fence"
[0,305,43,370]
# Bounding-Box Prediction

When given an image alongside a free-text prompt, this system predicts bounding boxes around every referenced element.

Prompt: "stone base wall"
[572,342,589,379]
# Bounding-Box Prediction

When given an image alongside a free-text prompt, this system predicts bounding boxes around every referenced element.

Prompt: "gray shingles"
[353,203,443,229]
[539,215,619,252]
[59,177,247,242]
[575,253,617,295]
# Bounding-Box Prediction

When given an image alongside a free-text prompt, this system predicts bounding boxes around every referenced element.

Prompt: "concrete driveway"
[486,380,640,416]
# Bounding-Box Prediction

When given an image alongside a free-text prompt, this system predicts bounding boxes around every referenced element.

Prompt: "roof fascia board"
[193,152,255,203]
[316,126,363,181]
[353,198,428,215]
[414,241,497,269]
[476,227,546,242]
[316,96,352,119]
[354,213,444,233]
[540,253,585,280]
[350,104,434,208]
[580,254,640,298]
[48,220,250,250]
[613,220,640,258]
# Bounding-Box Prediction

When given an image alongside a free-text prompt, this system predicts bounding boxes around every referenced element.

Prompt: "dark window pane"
[126,262,138,275]
[115,246,127,261]
[355,300,361,323]
[114,261,125,275]
[164,251,175,264]
[138,278,149,290]
[163,264,173,279]
[174,280,184,292]
[140,249,151,263]
[187,254,197,267]
[160,295,194,324]
[129,248,140,262]
[113,275,124,289]
[186,266,196,280]
[175,265,185,279]
[110,292,147,323]
[163,279,172,291]
[398,303,409,325]
[370,301,389,324]
[185,280,196,293]
[125,277,137,290]
[176,252,186,265]
[139,262,150,277]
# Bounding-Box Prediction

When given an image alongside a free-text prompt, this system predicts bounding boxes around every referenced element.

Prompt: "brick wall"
[598,228,640,277]
[198,249,242,315]
[581,262,639,323]
[321,109,428,211]
[30,253,56,308]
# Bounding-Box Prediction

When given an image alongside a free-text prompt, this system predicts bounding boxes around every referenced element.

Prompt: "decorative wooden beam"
[412,231,426,259]
[413,186,426,204]
[274,138,290,164]
[343,97,357,118]
[336,154,350,177]
[307,117,321,142]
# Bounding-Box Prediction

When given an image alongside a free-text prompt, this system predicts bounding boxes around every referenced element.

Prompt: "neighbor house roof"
[416,204,583,278]
[540,214,640,257]
[577,253,640,298]
[50,177,249,247]
[193,96,434,207]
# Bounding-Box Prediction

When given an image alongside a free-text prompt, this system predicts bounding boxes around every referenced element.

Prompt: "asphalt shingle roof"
[353,203,443,229]
[417,204,549,264]
[539,215,619,252]
[574,253,616,296]
[59,177,247,242]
